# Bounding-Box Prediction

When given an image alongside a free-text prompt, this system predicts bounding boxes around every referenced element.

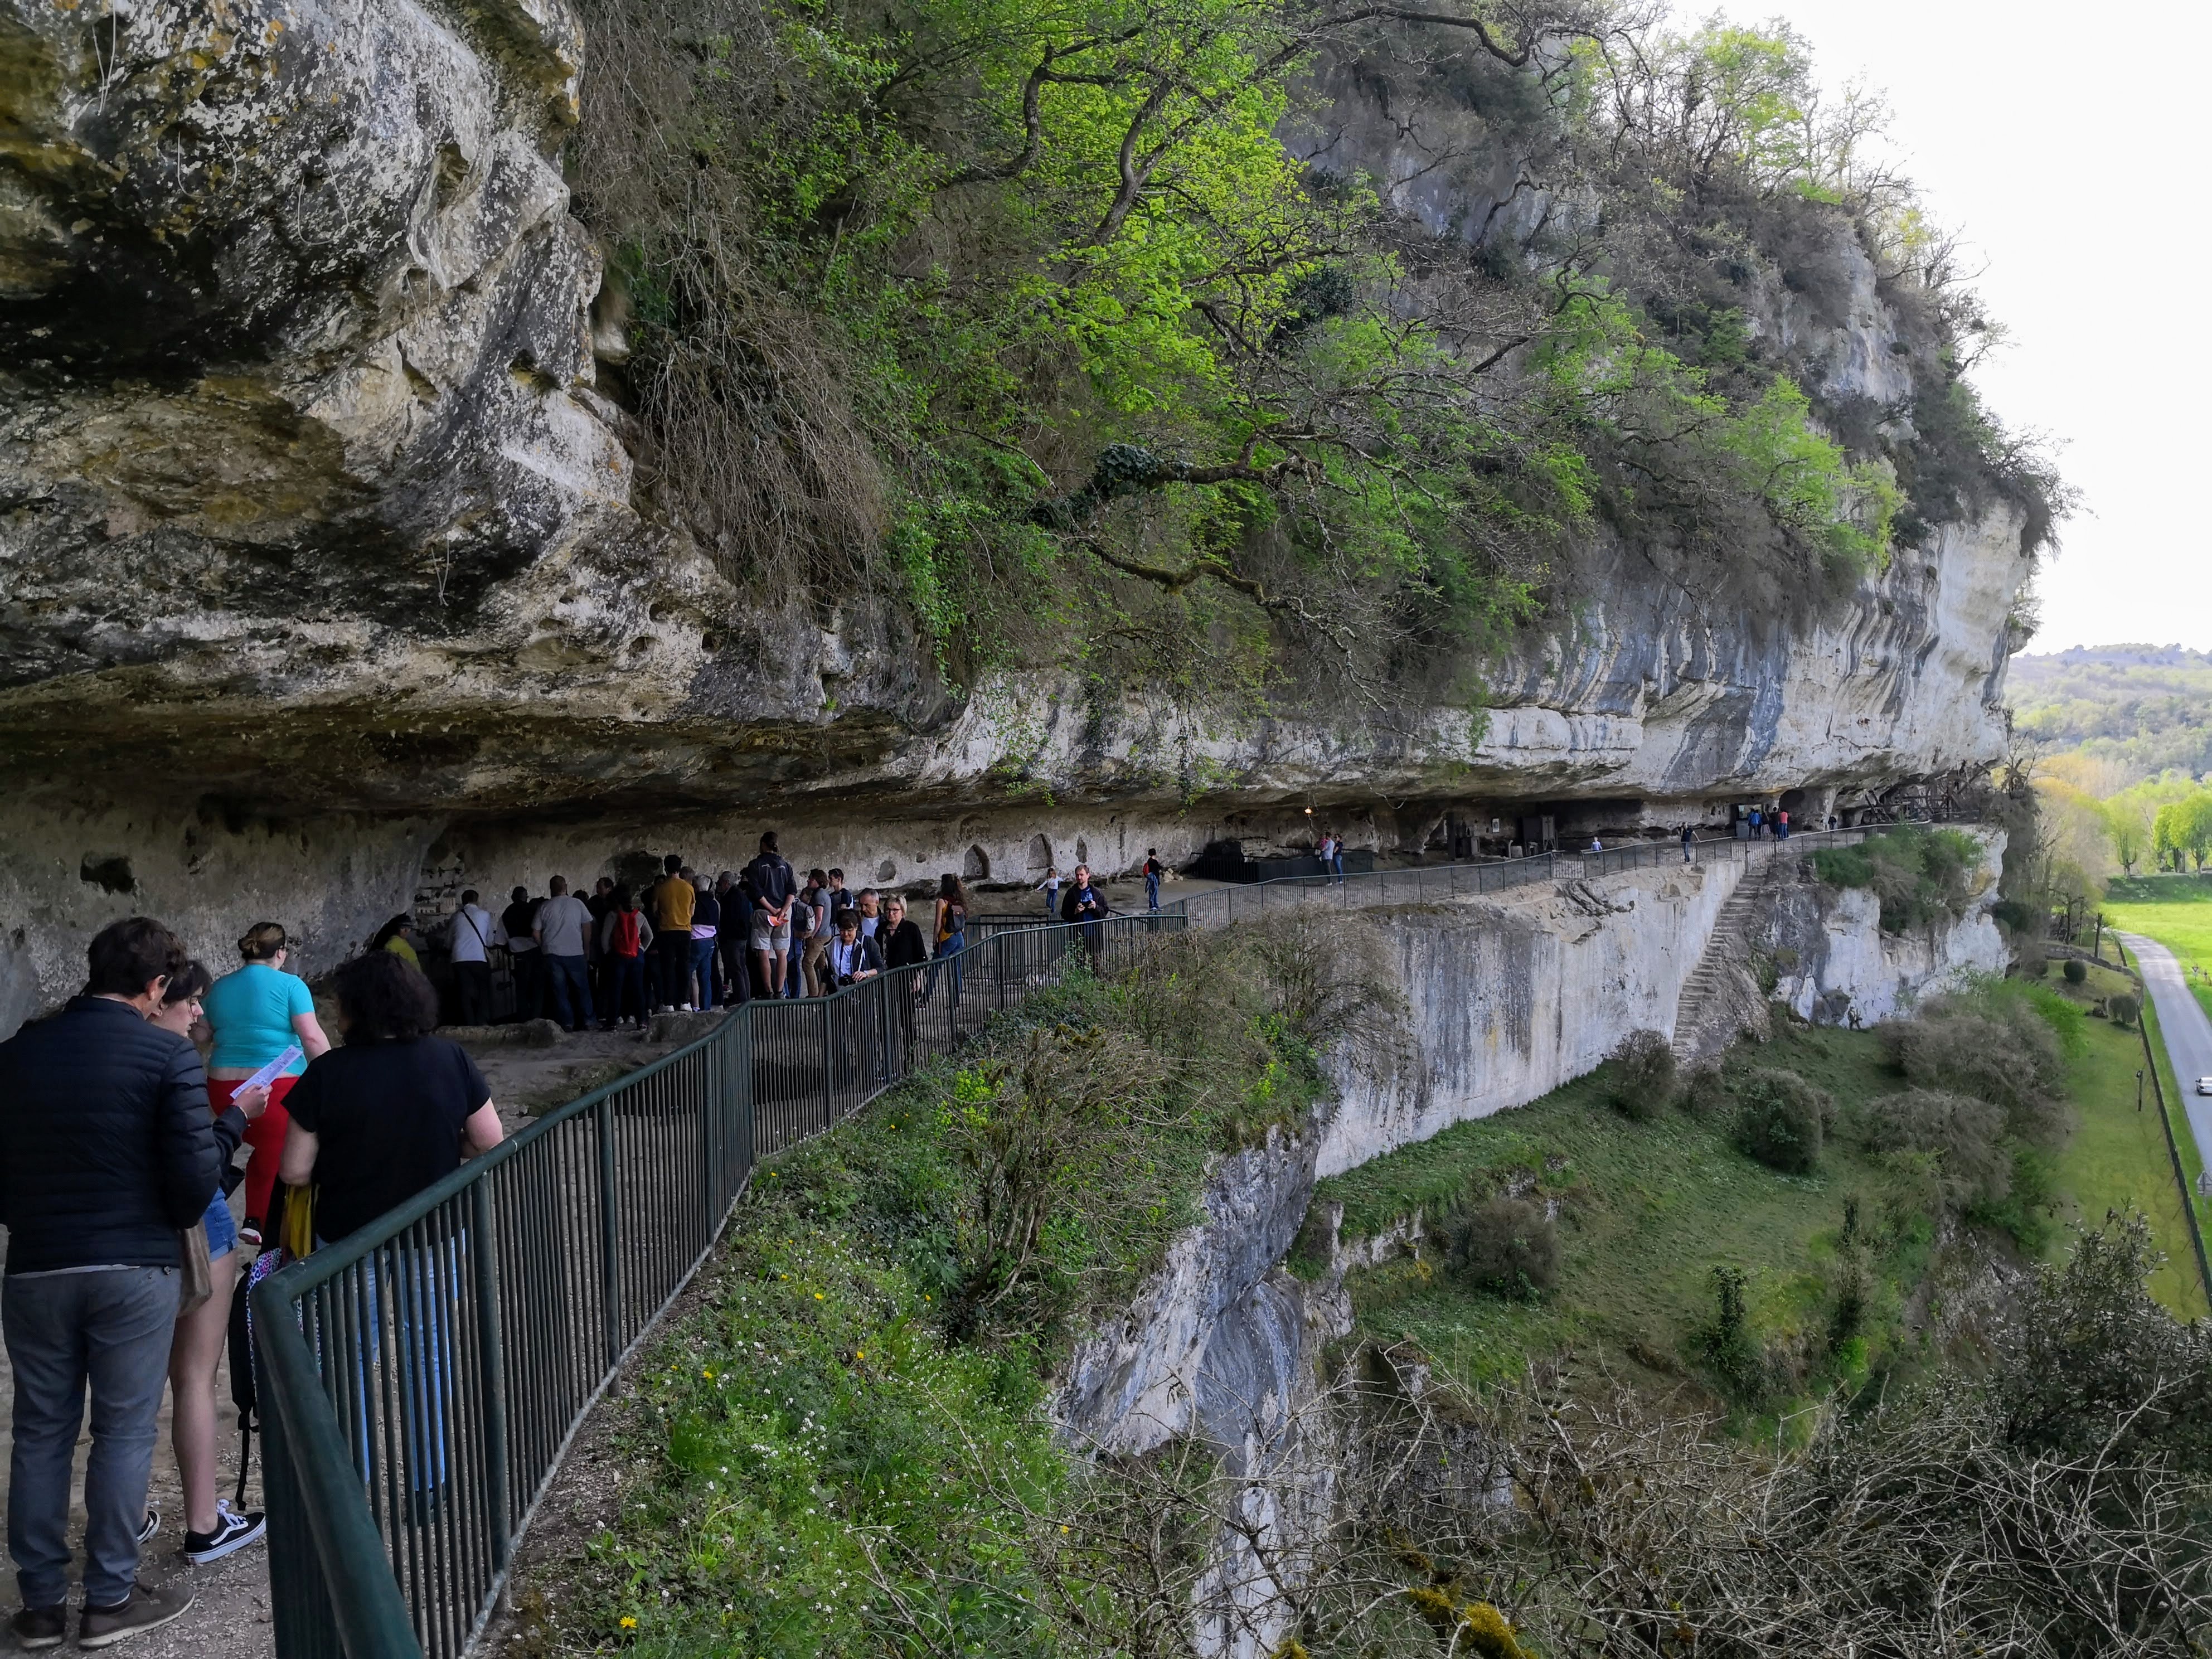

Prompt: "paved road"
[2121,933,2212,1178]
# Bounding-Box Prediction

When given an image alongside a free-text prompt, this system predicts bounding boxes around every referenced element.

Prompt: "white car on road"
[2198,1078,2212,1097]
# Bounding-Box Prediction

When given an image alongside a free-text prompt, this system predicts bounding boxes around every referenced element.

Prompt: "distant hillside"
[2010,646,2212,782]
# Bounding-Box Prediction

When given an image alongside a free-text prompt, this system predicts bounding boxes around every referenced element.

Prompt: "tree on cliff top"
[572,0,2061,714]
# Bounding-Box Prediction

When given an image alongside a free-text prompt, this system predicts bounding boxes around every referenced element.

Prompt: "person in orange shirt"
[650,853,697,1011]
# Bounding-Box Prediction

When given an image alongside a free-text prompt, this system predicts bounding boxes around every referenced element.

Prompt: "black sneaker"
[135,1507,159,1545]
[182,1503,266,1565]
[8,1604,65,1650]
[79,1583,194,1650]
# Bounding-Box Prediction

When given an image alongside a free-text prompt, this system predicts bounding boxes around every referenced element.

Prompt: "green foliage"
[1857,1088,2010,1213]
[1538,295,1896,578]
[1605,1028,1676,1120]
[1811,825,1983,933]
[1441,1194,1561,1300]
[571,0,2054,717]
[2063,955,2088,985]
[2011,647,2212,784]
[1699,1263,1766,1398]
[2108,991,2141,1029]
[1732,1066,1832,1174]
[1884,982,2073,1147]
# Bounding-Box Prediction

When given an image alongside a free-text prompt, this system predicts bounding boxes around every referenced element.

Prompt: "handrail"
[252,910,1182,1658]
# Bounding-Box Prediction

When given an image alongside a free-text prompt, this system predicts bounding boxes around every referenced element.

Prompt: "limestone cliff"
[0,0,2030,1025]
[1052,843,2009,1657]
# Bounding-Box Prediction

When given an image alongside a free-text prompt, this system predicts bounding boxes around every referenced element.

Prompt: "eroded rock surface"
[0,0,2027,1023]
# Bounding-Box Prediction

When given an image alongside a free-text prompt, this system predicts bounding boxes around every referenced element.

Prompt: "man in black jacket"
[0,918,249,1648]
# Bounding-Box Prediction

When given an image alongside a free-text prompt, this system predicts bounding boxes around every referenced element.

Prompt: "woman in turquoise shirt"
[202,922,331,1235]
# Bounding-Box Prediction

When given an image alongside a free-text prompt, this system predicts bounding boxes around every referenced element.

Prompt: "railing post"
[819,997,836,1131]
[471,1180,511,1574]
[596,1099,621,1367]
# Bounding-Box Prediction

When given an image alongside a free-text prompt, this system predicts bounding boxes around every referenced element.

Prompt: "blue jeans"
[545,953,593,1030]
[1331,853,1345,883]
[689,938,717,1010]
[4,1267,179,1607]
[1146,875,1160,911]
[927,929,967,1002]
[203,1190,237,1261]
[331,1238,456,1500]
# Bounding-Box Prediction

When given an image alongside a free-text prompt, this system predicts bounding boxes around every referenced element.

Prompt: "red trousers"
[208,1073,298,1231]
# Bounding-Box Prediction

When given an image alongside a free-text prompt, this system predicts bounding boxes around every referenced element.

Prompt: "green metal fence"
[252,911,1181,1659]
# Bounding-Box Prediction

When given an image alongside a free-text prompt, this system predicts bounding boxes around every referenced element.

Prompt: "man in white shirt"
[532,876,595,1032]
[447,889,496,1025]
[854,889,882,938]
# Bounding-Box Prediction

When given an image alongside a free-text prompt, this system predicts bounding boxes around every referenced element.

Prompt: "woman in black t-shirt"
[280,952,505,1242]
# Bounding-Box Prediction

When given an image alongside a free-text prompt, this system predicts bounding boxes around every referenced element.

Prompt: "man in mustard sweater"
[651,853,697,1011]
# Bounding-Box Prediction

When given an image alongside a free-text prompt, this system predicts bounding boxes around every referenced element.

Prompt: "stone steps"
[1670,852,1793,1061]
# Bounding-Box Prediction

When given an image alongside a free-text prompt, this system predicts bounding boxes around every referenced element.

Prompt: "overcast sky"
[1687,1,2205,652]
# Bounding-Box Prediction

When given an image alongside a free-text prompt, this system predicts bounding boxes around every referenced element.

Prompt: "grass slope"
[1324,1000,2209,1410]
[1320,1027,1924,1403]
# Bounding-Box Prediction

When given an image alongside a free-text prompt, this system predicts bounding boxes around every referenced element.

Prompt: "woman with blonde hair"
[201,923,330,1240]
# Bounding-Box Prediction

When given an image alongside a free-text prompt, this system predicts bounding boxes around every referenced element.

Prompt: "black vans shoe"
[182,1504,266,1565]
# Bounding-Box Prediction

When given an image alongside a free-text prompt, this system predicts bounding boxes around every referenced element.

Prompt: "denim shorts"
[202,1190,238,1262]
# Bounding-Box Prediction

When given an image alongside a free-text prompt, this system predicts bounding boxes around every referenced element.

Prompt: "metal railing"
[252,911,1181,1659]
[975,826,1903,933]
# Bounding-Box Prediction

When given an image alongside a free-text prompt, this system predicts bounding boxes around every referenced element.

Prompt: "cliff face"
[0,0,2027,1023]
[1051,850,2009,1657]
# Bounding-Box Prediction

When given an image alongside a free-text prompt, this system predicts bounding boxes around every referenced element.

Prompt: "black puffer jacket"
[0,997,242,1274]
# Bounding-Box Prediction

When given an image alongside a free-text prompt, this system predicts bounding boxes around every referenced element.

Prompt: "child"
[1036,865,1061,919]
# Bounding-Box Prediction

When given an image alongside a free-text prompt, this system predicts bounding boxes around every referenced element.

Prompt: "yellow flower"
[855,1351,866,1360]
[702,1369,715,1379]
[620,1616,638,1629]
[814,1292,824,1301]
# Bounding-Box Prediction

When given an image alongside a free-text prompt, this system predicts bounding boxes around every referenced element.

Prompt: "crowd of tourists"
[0,831,1153,1639]
[0,918,503,1645]
[375,834,1134,1034]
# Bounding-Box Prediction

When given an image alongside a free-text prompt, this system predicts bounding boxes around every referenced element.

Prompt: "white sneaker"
[680,1003,695,1012]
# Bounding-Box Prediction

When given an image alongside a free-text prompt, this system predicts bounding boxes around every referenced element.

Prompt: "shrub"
[2062,957,2088,985]
[2109,991,2141,1029]
[1885,989,2069,1147]
[1700,1264,1767,1398]
[1733,1068,1832,1174]
[1607,1029,1676,1120]
[1679,1063,1730,1118]
[1811,825,1982,933]
[1443,1195,1560,1300]
[1859,1088,2010,1211]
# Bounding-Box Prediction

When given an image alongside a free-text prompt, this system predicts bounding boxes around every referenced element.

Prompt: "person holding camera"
[825,910,883,987]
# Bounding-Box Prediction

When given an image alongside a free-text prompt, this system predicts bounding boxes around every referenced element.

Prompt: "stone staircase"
[1670,850,1793,1063]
